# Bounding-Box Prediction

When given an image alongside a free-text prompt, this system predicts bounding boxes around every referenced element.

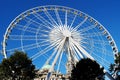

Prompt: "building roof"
[42,64,52,70]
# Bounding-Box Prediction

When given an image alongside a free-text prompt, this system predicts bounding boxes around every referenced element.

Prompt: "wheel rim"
[2,5,118,75]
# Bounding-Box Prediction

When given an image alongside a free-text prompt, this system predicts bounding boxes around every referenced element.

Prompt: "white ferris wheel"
[2,5,118,79]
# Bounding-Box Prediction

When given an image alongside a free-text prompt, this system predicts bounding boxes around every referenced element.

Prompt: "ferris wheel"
[2,5,118,79]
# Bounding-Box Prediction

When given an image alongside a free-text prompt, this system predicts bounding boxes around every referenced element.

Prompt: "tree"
[109,52,120,80]
[0,51,36,80]
[71,58,105,80]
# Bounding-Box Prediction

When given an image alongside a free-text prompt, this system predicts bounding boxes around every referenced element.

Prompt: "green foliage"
[115,52,120,64]
[71,58,105,80]
[109,52,120,80]
[0,51,36,80]
[109,64,115,73]
[109,52,120,73]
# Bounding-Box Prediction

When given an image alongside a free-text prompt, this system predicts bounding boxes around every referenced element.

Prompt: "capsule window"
[99,26,103,30]
[107,36,111,40]
[110,41,114,46]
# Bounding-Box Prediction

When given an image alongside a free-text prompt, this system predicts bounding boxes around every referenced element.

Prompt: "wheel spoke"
[25,16,52,30]
[44,8,59,26]
[32,11,56,28]
[55,8,63,26]
[72,17,88,31]
[78,25,96,33]
[31,37,62,60]
[9,35,49,40]
[65,10,67,26]
[14,24,39,34]
[70,15,77,28]
[81,32,104,37]
[70,37,94,60]
[71,42,84,59]
[6,41,42,53]
[83,43,114,57]
[93,53,111,69]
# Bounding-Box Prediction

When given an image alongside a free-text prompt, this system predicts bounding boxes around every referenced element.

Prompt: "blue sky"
[0,0,120,53]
